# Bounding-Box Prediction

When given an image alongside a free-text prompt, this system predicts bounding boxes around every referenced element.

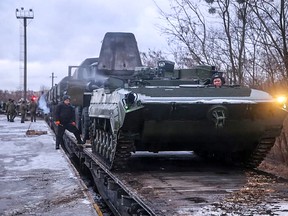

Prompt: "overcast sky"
[0,0,170,91]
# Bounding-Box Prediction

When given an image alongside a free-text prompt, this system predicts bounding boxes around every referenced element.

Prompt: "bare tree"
[205,0,251,84]
[156,0,215,66]
[156,0,251,84]
[140,49,167,67]
[248,0,288,88]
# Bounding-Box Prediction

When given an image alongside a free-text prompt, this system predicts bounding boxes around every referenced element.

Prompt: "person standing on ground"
[54,95,85,150]
[6,99,11,121]
[19,100,27,123]
[8,99,17,122]
[30,98,38,122]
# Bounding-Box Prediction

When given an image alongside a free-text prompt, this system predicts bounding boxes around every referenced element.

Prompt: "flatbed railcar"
[59,130,288,216]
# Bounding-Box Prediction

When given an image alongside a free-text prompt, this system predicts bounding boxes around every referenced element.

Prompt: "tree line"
[0,90,44,104]
[4,1,288,96]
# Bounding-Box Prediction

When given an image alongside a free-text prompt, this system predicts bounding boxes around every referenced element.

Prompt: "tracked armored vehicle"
[89,59,287,170]
[46,32,143,140]
[46,58,101,139]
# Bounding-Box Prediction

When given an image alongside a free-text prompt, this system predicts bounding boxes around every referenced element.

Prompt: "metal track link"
[247,127,280,168]
[91,127,133,170]
[63,130,152,216]
[113,134,133,170]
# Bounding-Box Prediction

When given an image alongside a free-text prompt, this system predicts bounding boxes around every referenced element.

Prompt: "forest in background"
[141,0,288,95]
[2,1,288,102]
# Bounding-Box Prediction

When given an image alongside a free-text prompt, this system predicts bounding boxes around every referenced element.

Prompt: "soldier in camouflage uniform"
[6,99,11,121]
[19,101,27,123]
[29,98,38,122]
[7,99,17,122]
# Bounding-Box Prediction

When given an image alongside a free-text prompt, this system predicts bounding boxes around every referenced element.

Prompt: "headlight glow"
[276,95,287,109]
[276,96,287,104]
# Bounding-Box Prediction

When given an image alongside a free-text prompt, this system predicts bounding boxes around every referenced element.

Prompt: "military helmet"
[211,73,225,84]
[62,95,71,101]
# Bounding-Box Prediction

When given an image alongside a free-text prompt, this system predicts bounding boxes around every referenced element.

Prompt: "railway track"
[61,130,288,216]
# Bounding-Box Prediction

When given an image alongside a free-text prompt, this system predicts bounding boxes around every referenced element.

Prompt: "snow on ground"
[0,114,98,216]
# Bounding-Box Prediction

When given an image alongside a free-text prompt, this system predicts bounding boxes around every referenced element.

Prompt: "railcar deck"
[63,131,288,216]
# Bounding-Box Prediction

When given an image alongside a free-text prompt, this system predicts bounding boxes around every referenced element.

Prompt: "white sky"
[0,0,170,91]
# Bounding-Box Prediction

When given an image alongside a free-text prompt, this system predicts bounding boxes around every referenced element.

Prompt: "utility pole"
[16,7,34,102]
[50,72,57,87]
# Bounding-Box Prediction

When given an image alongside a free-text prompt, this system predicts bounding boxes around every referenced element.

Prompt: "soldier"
[30,98,38,122]
[19,100,27,123]
[211,74,225,88]
[6,99,11,121]
[7,99,17,122]
[54,95,85,149]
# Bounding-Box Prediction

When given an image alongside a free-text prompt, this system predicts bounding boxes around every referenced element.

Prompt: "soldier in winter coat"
[54,95,85,149]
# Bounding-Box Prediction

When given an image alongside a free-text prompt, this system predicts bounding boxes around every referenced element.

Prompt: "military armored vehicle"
[89,60,287,170]
[45,32,286,170]
[46,32,141,139]
[46,58,100,138]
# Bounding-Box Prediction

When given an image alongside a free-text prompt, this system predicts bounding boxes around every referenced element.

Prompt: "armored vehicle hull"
[89,82,287,170]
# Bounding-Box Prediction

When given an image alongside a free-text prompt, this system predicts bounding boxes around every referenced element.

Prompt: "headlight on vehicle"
[276,96,287,109]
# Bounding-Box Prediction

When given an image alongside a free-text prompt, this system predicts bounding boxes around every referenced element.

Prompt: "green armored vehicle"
[88,34,287,170]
